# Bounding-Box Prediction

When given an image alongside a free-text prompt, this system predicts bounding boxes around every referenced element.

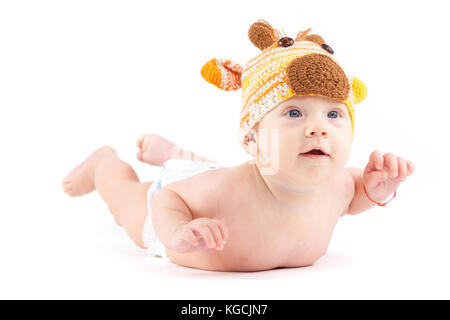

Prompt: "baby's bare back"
[160,162,354,272]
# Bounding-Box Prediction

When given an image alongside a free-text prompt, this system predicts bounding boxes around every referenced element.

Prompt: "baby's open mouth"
[303,149,326,155]
[300,149,330,158]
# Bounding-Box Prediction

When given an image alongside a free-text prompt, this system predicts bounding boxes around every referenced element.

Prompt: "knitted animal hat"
[201,20,367,148]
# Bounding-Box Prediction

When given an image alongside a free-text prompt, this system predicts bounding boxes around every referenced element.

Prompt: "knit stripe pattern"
[239,41,355,146]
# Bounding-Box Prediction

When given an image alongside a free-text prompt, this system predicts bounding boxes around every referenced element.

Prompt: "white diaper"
[142,159,222,262]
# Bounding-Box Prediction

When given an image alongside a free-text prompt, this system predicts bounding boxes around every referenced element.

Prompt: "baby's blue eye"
[288,109,301,118]
[328,111,339,118]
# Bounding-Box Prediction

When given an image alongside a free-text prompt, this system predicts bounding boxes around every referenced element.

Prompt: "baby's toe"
[62,178,70,189]
[136,135,145,148]
[62,177,83,197]
[136,150,143,161]
[62,181,77,197]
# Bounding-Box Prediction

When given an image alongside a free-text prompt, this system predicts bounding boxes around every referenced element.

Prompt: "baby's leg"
[136,133,216,166]
[62,146,150,248]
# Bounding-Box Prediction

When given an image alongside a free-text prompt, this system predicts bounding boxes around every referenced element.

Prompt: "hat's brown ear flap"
[248,20,280,51]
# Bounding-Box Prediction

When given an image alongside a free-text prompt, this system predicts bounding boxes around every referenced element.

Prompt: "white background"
[1,0,449,299]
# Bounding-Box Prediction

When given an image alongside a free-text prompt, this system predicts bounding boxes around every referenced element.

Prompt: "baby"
[62,20,415,272]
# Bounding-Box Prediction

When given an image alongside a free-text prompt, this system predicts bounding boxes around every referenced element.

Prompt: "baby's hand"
[169,218,228,254]
[363,151,416,203]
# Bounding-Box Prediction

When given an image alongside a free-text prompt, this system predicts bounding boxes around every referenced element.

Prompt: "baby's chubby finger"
[217,221,228,245]
[183,228,199,246]
[198,224,216,248]
[397,157,407,181]
[373,150,384,170]
[365,150,383,173]
[207,222,224,250]
[384,153,398,177]
[407,160,416,176]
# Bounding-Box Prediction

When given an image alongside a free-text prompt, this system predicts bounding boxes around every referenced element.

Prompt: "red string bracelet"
[363,184,397,207]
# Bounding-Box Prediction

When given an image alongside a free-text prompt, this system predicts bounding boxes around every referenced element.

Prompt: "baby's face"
[252,95,352,185]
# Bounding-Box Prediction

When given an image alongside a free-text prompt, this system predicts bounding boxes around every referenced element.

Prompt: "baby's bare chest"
[231,199,341,261]
[188,187,349,269]
[170,167,353,270]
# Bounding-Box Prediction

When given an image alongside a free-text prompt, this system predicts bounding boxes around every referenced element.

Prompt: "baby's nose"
[305,125,328,138]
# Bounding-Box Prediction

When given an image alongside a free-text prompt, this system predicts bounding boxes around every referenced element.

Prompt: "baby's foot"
[62,146,117,197]
[136,134,181,166]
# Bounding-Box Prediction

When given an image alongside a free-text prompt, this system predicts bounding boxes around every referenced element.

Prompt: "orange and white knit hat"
[201,20,367,149]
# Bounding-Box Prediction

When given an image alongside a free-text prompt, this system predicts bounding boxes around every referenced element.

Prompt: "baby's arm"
[345,151,415,215]
[344,167,376,215]
[151,187,227,253]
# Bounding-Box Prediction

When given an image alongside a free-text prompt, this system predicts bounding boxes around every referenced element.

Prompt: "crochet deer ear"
[305,34,325,45]
[351,76,368,104]
[248,20,280,51]
[201,58,242,91]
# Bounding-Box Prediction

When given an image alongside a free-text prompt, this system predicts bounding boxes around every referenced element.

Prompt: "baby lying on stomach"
[62,21,415,272]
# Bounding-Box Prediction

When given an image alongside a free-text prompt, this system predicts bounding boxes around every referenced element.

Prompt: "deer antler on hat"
[200,19,368,148]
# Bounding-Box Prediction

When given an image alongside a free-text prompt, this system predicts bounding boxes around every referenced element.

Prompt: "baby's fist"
[169,218,228,254]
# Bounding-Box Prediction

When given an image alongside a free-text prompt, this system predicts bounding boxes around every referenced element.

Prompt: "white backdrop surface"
[0,0,449,299]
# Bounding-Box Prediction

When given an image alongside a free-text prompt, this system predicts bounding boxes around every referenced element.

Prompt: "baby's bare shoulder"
[164,162,251,201]
[329,167,354,195]
[332,167,356,215]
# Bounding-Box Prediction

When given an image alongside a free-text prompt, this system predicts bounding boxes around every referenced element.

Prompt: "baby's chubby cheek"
[332,137,352,167]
